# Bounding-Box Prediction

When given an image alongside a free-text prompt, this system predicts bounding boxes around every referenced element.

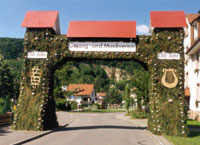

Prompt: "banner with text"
[157,52,180,60]
[27,51,48,59]
[69,42,136,52]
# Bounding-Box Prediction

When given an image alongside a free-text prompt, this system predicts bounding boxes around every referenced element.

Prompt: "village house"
[184,12,200,120]
[66,84,95,106]
[95,92,106,105]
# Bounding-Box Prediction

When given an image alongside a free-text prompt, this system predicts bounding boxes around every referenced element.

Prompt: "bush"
[92,103,100,110]
[79,104,88,109]
[69,101,78,110]
[99,104,104,109]
[2,96,11,114]
[125,112,131,116]
[131,110,148,119]
[55,98,67,111]
[0,98,4,113]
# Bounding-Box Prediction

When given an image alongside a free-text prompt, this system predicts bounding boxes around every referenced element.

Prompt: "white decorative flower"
[168,99,173,103]
[168,36,172,40]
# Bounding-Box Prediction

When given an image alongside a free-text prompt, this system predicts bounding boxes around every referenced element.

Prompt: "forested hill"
[0,38,24,59]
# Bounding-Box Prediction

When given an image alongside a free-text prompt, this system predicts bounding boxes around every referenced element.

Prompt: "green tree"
[2,96,11,113]
[54,87,64,99]
[0,54,15,99]
[115,80,130,91]
[130,70,150,112]
[123,85,131,113]
[0,38,24,100]
[105,87,122,104]
[0,54,16,113]
[6,59,23,98]
[0,38,24,59]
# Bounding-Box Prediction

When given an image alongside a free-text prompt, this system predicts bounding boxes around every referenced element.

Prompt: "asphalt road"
[24,112,156,145]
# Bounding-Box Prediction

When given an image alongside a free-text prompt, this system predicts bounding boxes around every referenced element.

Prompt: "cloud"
[136,24,150,35]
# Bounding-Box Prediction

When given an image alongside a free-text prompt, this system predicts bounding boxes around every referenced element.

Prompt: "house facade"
[66,84,95,106]
[95,92,106,104]
[184,13,200,120]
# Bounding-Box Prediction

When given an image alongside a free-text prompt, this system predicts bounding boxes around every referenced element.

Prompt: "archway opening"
[53,58,150,119]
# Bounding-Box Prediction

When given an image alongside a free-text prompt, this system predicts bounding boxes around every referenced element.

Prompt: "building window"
[194,53,200,74]
[185,72,189,88]
[185,26,188,38]
[194,23,198,40]
[197,83,200,101]
[196,53,199,69]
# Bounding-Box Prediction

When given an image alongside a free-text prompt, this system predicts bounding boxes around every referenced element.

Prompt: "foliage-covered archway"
[13,11,189,136]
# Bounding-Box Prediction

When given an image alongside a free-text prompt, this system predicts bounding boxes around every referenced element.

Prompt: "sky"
[0,0,200,38]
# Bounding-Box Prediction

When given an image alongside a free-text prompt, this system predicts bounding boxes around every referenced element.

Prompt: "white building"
[95,92,106,104]
[184,13,200,120]
[66,84,95,106]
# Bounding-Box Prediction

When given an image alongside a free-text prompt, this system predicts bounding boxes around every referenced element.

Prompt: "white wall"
[184,18,191,52]
[188,53,200,111]
[67,96,82,105]
[184,17,200,115]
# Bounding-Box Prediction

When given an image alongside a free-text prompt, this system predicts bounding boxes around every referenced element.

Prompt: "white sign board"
[157,52,180,60]
[69,42,136,52]
[27,51,48,59]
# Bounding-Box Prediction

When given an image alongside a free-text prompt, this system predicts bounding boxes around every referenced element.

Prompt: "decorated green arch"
[13,10,189,136]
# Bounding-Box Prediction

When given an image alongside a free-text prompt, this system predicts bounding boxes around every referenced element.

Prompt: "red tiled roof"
[67,84,94,96]
[150,11,187,28]
[185,88,190,96]
[97,92,106,97]
[21,11,59,28]
[67,21,136,38]
[186,14,200,24]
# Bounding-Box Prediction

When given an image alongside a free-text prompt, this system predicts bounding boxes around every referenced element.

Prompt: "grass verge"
[125,110,148,119]
[72,109,126,113]
[165,120,200,145]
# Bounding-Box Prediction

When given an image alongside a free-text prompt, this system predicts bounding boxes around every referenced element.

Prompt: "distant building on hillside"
[184,13,200,120]
[66,84,95,106]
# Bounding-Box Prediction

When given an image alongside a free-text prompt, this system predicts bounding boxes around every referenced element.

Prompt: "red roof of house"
[21,11,59,28]
[67,84,94,96]
[150,11,187,28]
[186,14,200,24]
[67,21,136,38]
[97,92,106,97]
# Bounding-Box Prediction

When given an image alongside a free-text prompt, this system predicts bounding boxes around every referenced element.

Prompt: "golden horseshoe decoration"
[161,68,178,88]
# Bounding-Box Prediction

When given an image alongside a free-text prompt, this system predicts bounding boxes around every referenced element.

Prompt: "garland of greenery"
[12,28,188,136]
